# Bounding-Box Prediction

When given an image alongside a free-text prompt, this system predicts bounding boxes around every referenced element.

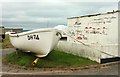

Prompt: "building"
[0,26,5,35]
[4,27,23,33]
[65,10,120,63]
[0,26,5,41]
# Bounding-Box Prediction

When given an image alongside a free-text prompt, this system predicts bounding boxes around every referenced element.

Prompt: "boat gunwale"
[9,29,60,37]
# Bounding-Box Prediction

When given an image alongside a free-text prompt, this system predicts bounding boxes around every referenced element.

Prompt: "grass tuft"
[1,35,13,48]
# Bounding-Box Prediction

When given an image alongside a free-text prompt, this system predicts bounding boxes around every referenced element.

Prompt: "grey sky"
[0,0,118,30]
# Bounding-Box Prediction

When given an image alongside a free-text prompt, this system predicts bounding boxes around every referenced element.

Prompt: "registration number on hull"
[27,35,40,40]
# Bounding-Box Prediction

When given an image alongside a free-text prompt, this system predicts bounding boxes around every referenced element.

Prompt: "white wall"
[54,41,101,63]
[119,12,120,57]
[67,12,119,58]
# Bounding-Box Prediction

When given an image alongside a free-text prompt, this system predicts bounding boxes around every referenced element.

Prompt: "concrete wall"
[67,11,119,59]
[54,41,101,63]
[54,41,117,63]
[118,11,120,58]
[54,11,119,63]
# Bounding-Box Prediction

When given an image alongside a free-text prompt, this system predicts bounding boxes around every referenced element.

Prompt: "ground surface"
[0,48,119,77]
[3,49,98,68]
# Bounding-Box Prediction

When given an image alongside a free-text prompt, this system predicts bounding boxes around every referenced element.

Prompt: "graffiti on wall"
[84,27,107,35]
[92,16,116,25]
[68,15,117,42]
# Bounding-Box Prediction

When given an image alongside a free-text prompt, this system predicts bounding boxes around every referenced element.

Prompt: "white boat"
[9,28,61,57]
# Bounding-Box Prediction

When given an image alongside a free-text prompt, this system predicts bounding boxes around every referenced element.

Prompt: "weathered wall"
[67,11,119,58]
[54,41,117,63]
[118,11,120,57]
[54,41,101,63]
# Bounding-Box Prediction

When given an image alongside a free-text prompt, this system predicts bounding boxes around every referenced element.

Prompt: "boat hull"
[9,28,61,57]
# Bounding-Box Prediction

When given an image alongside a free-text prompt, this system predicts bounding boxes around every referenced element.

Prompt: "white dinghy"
[9,28,61,57]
